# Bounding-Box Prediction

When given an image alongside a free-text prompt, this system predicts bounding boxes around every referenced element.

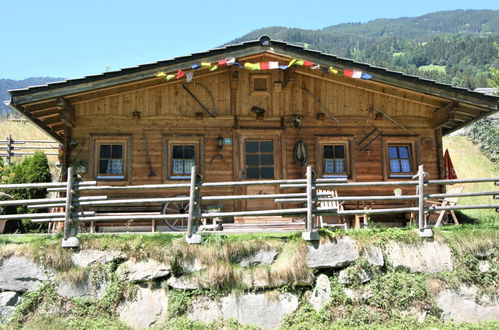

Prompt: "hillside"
[229,9,499,90]
[0,77,64,117]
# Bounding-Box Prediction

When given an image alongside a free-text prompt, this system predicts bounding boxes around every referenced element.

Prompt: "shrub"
[466,118,499,162]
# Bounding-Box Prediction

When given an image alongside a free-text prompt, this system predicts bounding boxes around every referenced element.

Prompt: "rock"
[118,259,171,282]
[221,292,299,329]
[338,268,373,285]
[71,249,125,268]
[117,286,168,329]
[363,246,384,267]
[167,275,202,290]
[437,285,499,323]
[478,261,491,273]
[187,296,222,323]
[306,237,359,269]
[0,256,54,292]
[56,272,107,299]
[181,258,206,273]
[309,274,331,311]
[238,249,278,267]
[0,291,22,324]
[386,242,453,274]
[475,249,494,259]
[241,269,313,289]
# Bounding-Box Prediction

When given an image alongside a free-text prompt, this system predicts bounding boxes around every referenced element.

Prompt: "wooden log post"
[62,167,79,247]
[6,135,12,165]
[186,166,203,244]
[415,164,433,238]
[302,166,319,241]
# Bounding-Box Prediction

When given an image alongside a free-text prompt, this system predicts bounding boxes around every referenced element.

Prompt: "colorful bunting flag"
[361,73,372,80]
[343,70,363,79]
[166,74,175,81]
[226,58,236,66]
[328,67,339,74]
[209,65,218,71]
[311,64,321,70]
[295,60,304,66]
[156,72,166,77]
[176,69,185,79]
[244,62,260,70]
[279,65,289,70]
[186,71,194,82]
[218,59,228,67]
[303,60,314,67]
[259,62,279,70]
[201,62,212,68]
[191,64,201,69]
[288,59,297,67]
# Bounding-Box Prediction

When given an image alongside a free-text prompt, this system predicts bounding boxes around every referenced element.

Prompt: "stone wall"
[0,236,497,329]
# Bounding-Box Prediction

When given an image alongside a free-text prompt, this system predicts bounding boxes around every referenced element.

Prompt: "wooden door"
[238,135,282,211]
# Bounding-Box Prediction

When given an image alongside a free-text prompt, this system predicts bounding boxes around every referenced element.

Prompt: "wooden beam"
[432,102,458,129]
[56,97,76,127]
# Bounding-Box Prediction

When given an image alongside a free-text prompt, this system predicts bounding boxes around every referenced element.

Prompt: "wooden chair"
[425,184,464,227]
[316,189,349,229]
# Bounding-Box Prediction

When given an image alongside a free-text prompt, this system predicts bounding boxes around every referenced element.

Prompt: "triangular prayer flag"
[361,73,372,79]
[186,71,194,83]
[201,62,212,68]
[209,65,218,71]
[218,59,227,67]
[279,65,289,70]
[311,64,321,70]
[352,71,362,79]
[303,60,314,67]
[269,61,279,69]
[156,72,166,77]
[176,69,185,79]
[328,66,339,74]
[191,64,201,69]
[166,74,175,81]
[244,62,260,70]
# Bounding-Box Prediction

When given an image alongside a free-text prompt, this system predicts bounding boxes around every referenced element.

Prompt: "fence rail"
[0,165,498,246]
[0,135,60,164]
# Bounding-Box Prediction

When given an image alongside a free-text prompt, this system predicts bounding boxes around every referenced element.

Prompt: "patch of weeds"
[168,290,194,317]
[152,316,256,330]
[269,240,311,287]
[281,303,331,329]
[6,313,131,330]
[329,277,351,306]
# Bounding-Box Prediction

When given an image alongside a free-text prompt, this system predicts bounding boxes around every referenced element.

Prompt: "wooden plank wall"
[70,59,443,219]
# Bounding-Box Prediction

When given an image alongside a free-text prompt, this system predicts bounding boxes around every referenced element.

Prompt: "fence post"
[186,166,202,244]
[62,167,79,247]
[6,135,12,165]
[415,164,433,238]
[302,165,319,241]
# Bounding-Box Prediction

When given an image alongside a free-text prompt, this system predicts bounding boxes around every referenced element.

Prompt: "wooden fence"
[0,165,498,247]
[0,135,60,164]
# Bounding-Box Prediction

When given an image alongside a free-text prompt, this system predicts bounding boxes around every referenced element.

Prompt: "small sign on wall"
[223,138,232,145]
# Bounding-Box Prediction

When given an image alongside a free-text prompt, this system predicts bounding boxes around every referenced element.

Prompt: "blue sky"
[1,0,498,80]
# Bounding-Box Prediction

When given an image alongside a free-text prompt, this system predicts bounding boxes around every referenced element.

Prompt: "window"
[315,137,352,178]
[164,136,203,180]
[250,74,270,95]
[245,140,274,179]
[382,137,418,179]
[388,145,412,175]
[253,78,267,91]
[91,135,131,181]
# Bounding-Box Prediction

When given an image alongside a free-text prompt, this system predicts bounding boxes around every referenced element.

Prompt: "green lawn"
[419,64,446,73]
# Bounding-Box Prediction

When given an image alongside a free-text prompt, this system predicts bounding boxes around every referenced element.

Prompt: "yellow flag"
[288,59,297,67]
[328,66,339,74]
[166,74,175,81]
[209,65,218,71]
[244,62,254,70]
[201,62,212,68]
[156,72,166,77]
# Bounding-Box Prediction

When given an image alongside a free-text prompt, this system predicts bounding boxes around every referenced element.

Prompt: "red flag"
[176,69,185,79]
[260,62,269,70]
[444,149,457,179]
[303,60,314,67]
[218,59,227,67]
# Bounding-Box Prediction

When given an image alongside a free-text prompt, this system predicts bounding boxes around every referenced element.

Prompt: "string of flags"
[155,56,372,82]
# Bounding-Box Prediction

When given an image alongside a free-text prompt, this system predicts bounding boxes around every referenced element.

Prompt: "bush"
[1,151,52,232]
[466,118,499,162]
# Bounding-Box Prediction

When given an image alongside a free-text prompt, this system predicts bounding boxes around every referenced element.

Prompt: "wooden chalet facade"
[8,36,499,226]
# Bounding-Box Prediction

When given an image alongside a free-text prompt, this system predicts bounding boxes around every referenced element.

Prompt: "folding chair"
[426,184,464,227]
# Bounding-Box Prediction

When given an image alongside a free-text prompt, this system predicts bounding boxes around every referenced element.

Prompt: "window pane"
[183,146,195,159]
[390,159,401,173]
[261,167,274,179]
[111,145,123,159]
[246,141,258,153]
[99,160,109,174]
[334,145,345,159]
[246,155,259,166]
[246,167,259,179]
[398,146,409,159]
[173,159,184,174]
[388,146,398,159]
[400,159,411,173]
[260,154,274,165]
[334,159,345,173]
[260,141,273,153]
[100,145,111,158]
[110,159,123,174]
[324,159,333,173]
[172,146,184,159]
[323,146,333,159]
[184,159,195,174]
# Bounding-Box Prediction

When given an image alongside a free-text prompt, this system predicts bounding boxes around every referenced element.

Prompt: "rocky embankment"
[0,235,497,329]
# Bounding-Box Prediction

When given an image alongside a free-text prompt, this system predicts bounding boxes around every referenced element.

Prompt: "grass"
[419,64,446,73]
[443,136,498,225]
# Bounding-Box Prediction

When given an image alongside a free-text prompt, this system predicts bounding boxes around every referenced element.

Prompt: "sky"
[1,0,498,80]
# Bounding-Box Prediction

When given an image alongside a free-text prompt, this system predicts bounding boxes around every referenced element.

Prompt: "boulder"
[181,258,206,273]
[221,292,298,329]
[167,276,202,290]
[118,259,171,282]
[56,272,107,299]
[437,285,499,323]
[309,274,331,311]
[478,261,491,273]
[363,246,384,267]
[338,268,373,285]
[238,249,278,267]
[0,291,22,324]
[0,256,54,292]
[386,242,453,273]
[71,249,125,268]
[117,286,168,329]
[187,296,222,323]
[306,237,359,269]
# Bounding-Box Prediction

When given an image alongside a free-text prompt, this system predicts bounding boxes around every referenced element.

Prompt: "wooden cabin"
[8,36,499,228]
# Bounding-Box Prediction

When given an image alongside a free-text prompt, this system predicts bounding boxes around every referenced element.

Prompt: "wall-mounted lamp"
[216,136,224,152]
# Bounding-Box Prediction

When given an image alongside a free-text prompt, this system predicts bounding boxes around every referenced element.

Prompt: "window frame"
[163,135,203,180]
[244,139,276,180]
[315,136,353,179]
[250,74,271,96]
[382,136,419,180]
[90,135,132,182]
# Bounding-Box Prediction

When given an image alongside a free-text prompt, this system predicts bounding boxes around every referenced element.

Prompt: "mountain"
[0,77,64,118]
[228,10,499,90]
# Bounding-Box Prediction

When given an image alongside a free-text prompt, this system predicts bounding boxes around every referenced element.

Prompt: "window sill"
[389,174,414,179]
[96,175,126,180]
[322,174,348,178]
[169,176,191,180]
